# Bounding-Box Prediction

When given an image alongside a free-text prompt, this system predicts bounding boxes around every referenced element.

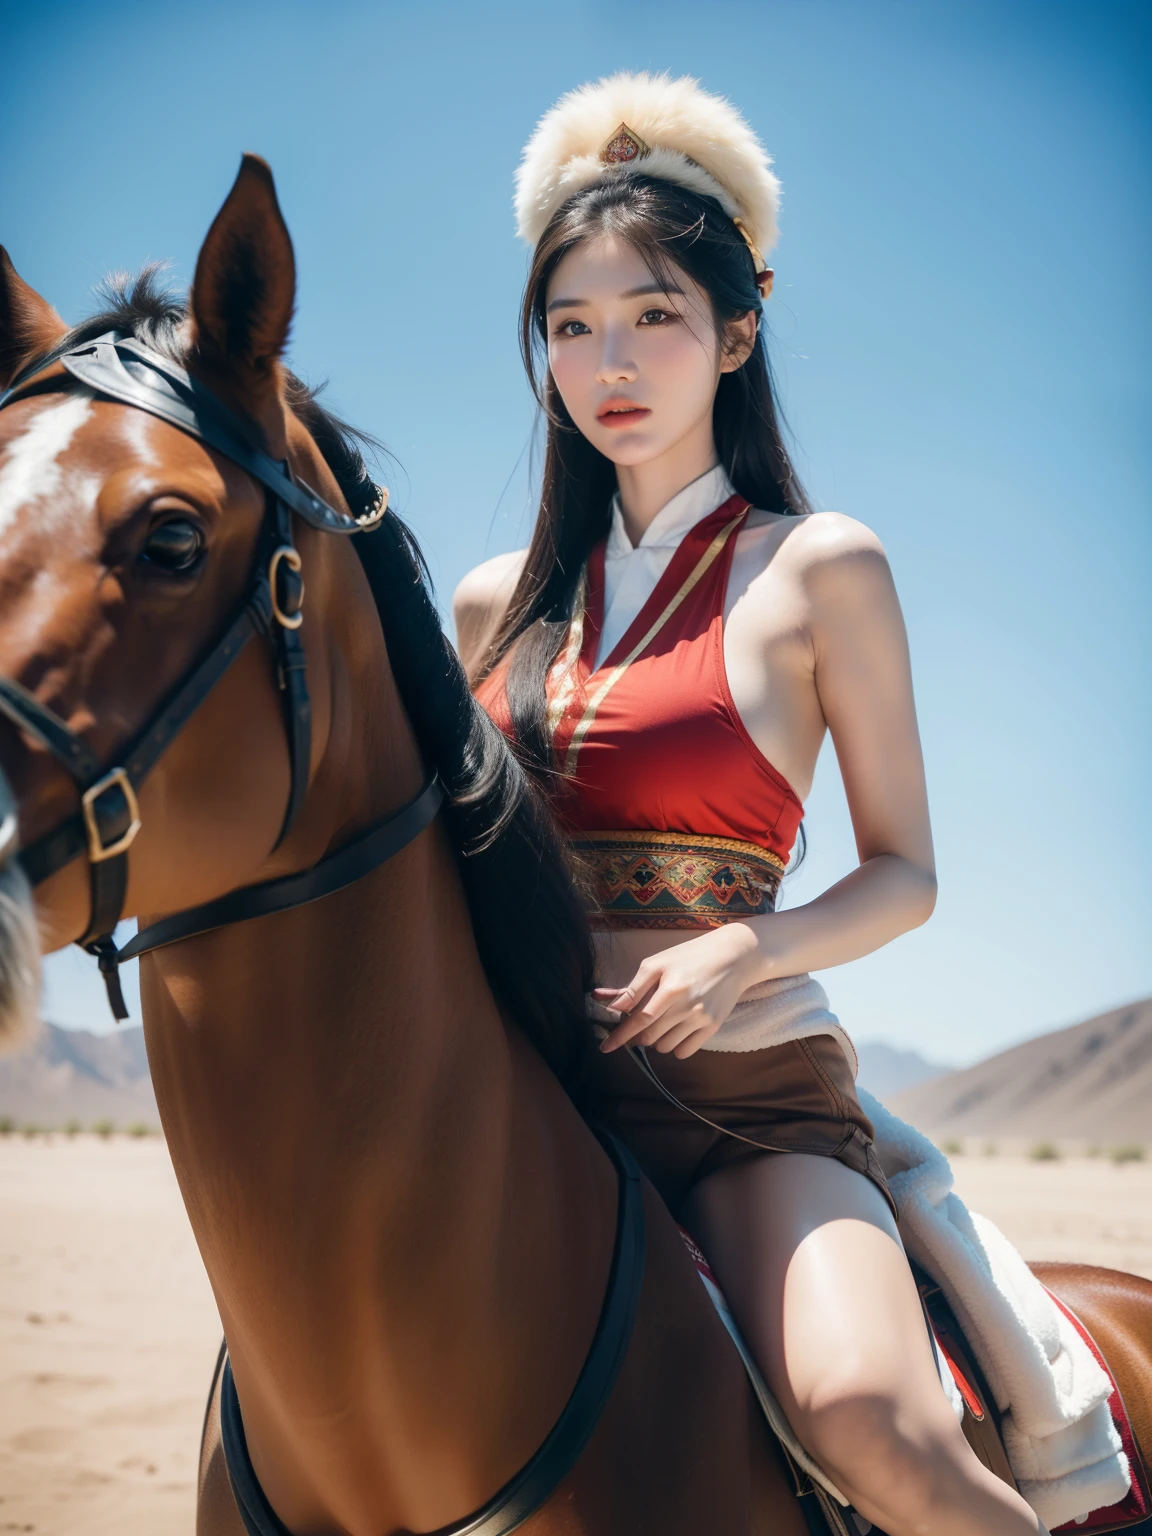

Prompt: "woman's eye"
[556,319,591,337]
[639,308,673,326]
[142,518,204,573]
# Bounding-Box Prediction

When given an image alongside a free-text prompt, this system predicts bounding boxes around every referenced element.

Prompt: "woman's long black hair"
[475,171,813,785]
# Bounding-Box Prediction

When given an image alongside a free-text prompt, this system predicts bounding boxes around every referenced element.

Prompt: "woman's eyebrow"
[621,282,685,299]
[546,281,685,314]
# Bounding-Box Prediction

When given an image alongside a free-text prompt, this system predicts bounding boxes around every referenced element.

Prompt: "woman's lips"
[596,402,651,429]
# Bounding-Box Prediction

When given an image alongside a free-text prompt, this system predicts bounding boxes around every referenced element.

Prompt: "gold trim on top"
[561,512,745,774]
[546,569,588,738]
[571,827,787,872]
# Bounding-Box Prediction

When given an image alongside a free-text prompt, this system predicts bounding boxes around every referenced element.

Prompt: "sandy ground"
[1,1138,1150,1535]
[0,1137,220,1536]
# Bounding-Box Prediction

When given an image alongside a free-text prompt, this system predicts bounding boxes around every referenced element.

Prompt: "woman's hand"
[595,922,765,1059]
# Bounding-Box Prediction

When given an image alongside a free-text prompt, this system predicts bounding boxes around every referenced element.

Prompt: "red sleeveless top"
[477,494,804,866]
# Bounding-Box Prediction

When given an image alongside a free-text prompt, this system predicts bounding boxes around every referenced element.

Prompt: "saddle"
[679,1230,1152,1536]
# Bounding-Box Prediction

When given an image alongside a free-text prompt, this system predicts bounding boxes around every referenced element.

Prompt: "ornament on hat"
[514,72,779,293]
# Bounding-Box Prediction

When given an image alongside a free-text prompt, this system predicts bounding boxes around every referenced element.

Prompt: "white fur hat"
[514,72,780,266]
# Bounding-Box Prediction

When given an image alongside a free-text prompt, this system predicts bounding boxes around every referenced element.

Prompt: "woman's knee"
[797,1384,977,1521]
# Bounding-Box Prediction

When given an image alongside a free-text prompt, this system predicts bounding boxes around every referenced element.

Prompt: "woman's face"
[545,235,753,468]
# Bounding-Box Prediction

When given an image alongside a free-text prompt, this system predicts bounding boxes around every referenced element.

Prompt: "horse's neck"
[140,641,616,1532]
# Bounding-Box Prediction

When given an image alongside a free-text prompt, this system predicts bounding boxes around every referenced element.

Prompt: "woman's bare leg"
[681,1152,1049,1536]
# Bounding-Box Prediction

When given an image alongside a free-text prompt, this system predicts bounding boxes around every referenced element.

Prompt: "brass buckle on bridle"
[81,767,142,863]
[268,545,304,630]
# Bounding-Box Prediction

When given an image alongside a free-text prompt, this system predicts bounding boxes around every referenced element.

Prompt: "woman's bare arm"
[451,549,526,679]
[738,514,936,979]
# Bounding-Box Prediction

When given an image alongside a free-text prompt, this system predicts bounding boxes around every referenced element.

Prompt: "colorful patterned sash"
[570,830,785,929]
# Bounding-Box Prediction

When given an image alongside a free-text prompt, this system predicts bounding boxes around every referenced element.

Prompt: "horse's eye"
[142,518,204,572]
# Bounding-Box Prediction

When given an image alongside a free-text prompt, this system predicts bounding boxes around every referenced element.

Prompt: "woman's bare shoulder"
[452,549,527,672]
[784,510,886,562]
[776,511,892,595]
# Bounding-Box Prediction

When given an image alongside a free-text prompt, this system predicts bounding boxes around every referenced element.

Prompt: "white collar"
[605,465,738,559]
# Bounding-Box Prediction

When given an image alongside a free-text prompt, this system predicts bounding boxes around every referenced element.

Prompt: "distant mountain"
[889,998,1152,1143]
[0,1024,951,1129]
[6,1000,1149,1143]
[855,1041,952,1102]
[0,1021,157,1129]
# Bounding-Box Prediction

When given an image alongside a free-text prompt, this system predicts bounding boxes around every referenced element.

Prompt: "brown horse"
[0,158,1147,1536]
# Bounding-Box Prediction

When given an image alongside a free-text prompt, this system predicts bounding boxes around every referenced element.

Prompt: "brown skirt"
[581,1031,895,1221]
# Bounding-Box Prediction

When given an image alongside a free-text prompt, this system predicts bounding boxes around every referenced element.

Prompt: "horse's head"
[0,157,386,1045]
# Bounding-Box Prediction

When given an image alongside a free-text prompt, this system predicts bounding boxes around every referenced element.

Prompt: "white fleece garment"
[701,972,858,1076]
[860,1090,1130,1527]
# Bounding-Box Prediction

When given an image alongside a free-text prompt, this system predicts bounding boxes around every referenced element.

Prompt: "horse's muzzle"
[0,762,18,871]
[0,761,40,1050]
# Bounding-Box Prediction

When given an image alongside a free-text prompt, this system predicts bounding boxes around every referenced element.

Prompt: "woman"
[456,73,1048,1536]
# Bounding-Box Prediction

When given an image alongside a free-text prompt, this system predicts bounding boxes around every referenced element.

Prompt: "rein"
[0,332,440,1016]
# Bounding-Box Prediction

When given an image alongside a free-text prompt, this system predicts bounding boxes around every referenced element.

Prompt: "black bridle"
[0,332,441,1017]
[0,332,649,1536]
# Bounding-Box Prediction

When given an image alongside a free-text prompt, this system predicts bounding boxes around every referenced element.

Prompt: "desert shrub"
[1110,1144,1145,1165]
[128,1122,151,1139]
[64,1119,81,1137]
[22,1123,41,1138]
[0,1115,13,1135]
[1029,1141,1061,1162]
[93,1119,115,1140]
[982,1141,998,1157]
[940,1138,964,1156]
[1086,1144,1102,1159]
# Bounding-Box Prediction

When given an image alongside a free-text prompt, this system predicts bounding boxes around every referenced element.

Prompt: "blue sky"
[4,0,1149,1064]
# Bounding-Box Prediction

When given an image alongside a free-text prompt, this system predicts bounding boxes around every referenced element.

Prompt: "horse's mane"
[51,267,596,1085]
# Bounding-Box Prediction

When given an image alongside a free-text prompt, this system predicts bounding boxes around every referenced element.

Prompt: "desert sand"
[2,1135,1150,1535]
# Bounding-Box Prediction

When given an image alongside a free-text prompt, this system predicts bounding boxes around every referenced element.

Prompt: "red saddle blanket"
[1045,1288,1150,1532]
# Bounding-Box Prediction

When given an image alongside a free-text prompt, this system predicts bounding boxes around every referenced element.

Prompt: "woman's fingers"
[669,1018,722,1058]
[653,1009,717,1056]
[601,985,686,1051]
[607,961,661,1017]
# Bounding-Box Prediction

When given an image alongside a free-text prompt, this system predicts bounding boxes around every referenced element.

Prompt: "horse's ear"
[189,155,295,409]
[0,249,68,390]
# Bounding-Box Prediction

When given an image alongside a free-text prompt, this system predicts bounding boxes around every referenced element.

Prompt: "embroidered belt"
[569,830,785,930]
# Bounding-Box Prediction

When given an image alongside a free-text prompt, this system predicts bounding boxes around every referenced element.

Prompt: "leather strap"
[0,677,105,784]
[265,495,311,848]
[0,334,377,536]
[7,592,270,888]
[117,775,443,964]
[218,1129,646,1536]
